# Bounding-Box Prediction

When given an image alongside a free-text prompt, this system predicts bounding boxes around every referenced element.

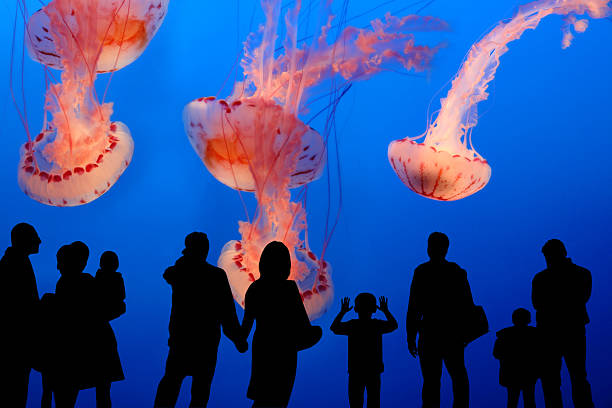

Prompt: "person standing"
[532,239,593,408]
[0,223,41,407]
[406,232,475,408]
[493,308,541,408]
[241,241,322,408]
[154,232,247,408]
[330,294,398,408]
[94,251,126,407]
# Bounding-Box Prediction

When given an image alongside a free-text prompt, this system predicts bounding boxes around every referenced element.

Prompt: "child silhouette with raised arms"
[493,308,541,408]
[331,294,398,408]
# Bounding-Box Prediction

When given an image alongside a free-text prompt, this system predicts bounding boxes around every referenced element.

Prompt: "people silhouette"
[330,294,398,408]
[154,232,247,408]
[493,308,541,408]
[241,241,322,408]
[93,251,126,407]
[0,222,41,407]
[406,232,474,408]
[51,241,103,408]
[532,239,594,408]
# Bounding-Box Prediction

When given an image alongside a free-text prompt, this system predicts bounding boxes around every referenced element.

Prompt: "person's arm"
[583,267,592,304]
[492,337,503,360]
[330,297,352,335]
[163,265,177,286]
[241,283,256,345]
[218,270,247,353]
[406,269,421,357]
[461,267,476,308]
[531,274,542,312]
[377,296,398,333]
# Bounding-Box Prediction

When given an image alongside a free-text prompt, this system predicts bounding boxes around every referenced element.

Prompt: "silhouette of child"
[94,251,126,407]
[330,294,398,408]
[493,308,541,408]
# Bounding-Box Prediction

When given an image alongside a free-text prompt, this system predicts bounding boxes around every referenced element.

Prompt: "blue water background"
[1,0,611,406]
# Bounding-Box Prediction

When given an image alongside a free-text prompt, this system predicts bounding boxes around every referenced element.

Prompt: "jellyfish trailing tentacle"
[17,0,169,206]
[388,0,612,201]
[184,0,448,319]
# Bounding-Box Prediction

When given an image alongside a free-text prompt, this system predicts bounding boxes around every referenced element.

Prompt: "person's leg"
[564,331,594,408]
[154,349,186,408]
[54,387,79,408]
[506,387,520,408]
[96,382,112,408]
[418,337,443,408]
[522,383,536,408]
[189,348,218,407]
[348,374,366,408]
[540,337,563,408]
[365,374,381,408]
[41,373,53,408]
[443,345,469,408]
[1,364,30,407]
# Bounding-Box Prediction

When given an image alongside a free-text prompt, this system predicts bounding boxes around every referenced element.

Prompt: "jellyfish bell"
[26,0,169,73]
[18,122,133,206]
[184,96,325,192]
[219,239,333,320]
[388,140,491,201]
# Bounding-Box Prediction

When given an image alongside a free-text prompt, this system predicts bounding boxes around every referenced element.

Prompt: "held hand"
[235,338,248,354]
[408,341,418,358]
[340,297,353,314]
[378,296,389,313]
[234,336,249,354]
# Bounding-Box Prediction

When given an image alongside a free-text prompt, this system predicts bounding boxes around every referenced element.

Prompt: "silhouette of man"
[406,232,474,408]
[0,222,41,407]
[532,239,593,408]
[493,308,541,408]
[331,294,398,408]
[154,232,247,408]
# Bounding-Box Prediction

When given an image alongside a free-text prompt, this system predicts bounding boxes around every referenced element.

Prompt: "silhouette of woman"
[241,241,321,408]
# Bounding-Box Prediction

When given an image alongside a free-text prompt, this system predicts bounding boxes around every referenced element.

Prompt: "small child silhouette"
[94,250,126,407]
[330,294,398,408]
[493,308,542,408]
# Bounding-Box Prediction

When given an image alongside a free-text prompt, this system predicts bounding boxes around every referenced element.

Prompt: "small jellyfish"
[185,0,447,318]
[17,0,169,206]
[388,0,611,201]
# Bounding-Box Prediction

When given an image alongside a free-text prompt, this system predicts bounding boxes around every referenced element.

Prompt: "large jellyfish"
[388,0,612,201]
[184,0,448,319]
[16,0,169,206]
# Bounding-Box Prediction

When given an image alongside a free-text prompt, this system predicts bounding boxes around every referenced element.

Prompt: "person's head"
[56,245,73,276]
[11,223,41,255]
[354,293,377,318]
[70,241,89,273]
[427,232,449,261]
[512,308,531,327]
[183,232,209,258]
[541,239,567,268]
[259,241,291,281]
[100,251,119,272]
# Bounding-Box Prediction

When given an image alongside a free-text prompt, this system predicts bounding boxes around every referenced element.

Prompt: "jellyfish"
[184,0,448,319]
[388,0,612,201]
[16,0,169,206]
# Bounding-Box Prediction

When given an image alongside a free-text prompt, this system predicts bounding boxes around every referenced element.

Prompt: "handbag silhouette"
[463,305,489,344]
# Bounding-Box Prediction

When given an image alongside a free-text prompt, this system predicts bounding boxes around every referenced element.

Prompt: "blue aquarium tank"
[1,0,611,406]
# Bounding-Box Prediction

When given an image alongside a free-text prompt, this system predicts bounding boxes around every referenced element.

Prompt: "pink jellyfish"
[16,0,169,206]
[388,0,611,201]
[184,0,448,319]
